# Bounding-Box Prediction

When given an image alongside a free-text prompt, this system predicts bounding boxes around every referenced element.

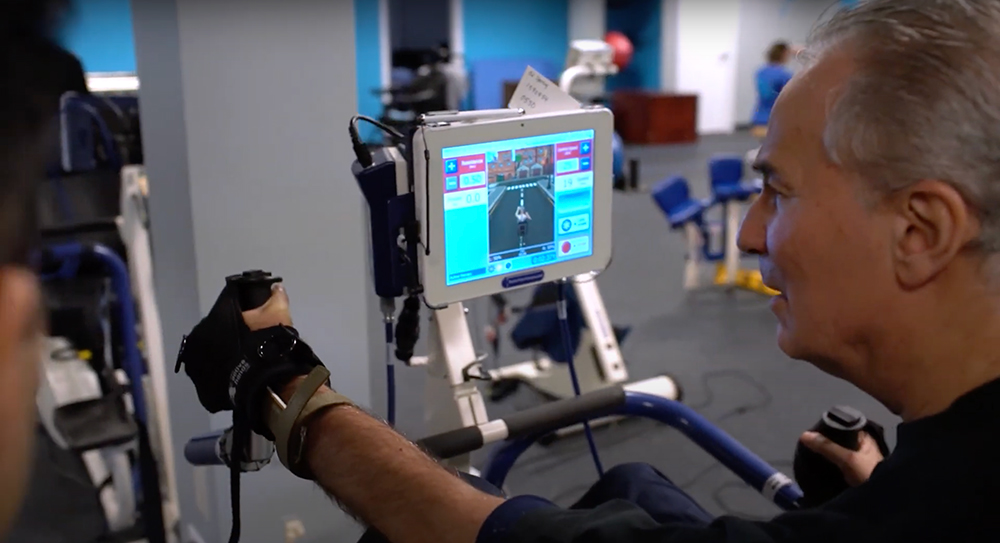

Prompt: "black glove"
[174,280,325,438]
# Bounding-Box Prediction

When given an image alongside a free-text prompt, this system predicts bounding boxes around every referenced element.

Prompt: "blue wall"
[606,0,661,91]
[355,0,384,142]
[59,0,137,72]
[463,0,569,109]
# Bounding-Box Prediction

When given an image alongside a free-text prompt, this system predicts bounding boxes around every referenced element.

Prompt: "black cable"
[686,369,773,416]
[420,293,448,311]
[227,414,250,543]
[351,115,405,142]
[421,129,431,256]
[385,321,396,425]
[349,115,405,169]
[557,280,604,478]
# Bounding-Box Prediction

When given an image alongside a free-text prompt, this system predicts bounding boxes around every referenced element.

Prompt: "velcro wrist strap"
[269,366,352,479]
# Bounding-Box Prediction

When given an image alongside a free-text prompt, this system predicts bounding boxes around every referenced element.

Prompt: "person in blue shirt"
[750,42,795,138]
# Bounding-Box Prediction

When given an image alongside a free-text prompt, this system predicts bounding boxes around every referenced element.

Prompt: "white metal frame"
[118,166,181,542]
[37,337,138,533]
[416,291,679,470]
[680,199,749,291]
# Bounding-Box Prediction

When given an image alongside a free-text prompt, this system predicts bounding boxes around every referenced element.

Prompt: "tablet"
[414,108,614,306]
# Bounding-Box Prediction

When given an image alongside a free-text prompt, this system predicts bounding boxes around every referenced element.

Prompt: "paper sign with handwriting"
[507,66,580,114]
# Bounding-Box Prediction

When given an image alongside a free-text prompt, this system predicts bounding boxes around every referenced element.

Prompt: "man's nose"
[737,196,767,256]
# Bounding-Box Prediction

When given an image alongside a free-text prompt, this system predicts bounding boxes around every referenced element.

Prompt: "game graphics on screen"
[442,131,595,286]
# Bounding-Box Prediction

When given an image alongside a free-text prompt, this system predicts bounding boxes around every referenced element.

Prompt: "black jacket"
[479,379,1000,543]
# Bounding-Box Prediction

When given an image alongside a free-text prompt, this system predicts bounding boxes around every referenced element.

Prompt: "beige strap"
[287,388,353,476]
[267,366,353,479]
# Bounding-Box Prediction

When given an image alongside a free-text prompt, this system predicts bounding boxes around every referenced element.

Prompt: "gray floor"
[391,131,898,520]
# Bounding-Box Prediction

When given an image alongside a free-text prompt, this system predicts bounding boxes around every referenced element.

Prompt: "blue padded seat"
[652,176,705,229]
[710,155,760,202]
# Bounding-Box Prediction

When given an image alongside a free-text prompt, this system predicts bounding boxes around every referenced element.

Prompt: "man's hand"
[176,279,323,437]
[800,431,884,486]
[242,284,292,331]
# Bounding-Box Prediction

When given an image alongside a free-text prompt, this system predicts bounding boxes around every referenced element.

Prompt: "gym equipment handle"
[226,270,282,311]
[418,386,627,459]
[792,405,890,508]
[186,430,224,466]
[184,270,283,470]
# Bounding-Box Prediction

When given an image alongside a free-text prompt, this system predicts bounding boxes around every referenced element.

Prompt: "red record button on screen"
[561,241,572,254]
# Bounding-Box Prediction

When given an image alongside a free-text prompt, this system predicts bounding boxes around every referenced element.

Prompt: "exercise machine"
[469,64,676,404]
[182,73,810,539]
[651,155,778,296]
[27,91,180,543]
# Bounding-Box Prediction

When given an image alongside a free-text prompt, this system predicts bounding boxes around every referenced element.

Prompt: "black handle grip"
[503,385,626,438]
[817,405,867,450]
[416,386,627,460]
[793,405,888,508]
[418,426,484,460]
[226,270,283,311]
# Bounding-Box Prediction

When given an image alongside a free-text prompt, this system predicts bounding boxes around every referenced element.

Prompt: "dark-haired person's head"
[767,41,791,64]
[0,0,75,534]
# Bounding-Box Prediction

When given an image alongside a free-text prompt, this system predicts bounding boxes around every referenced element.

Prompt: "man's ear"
[891,180,979,289]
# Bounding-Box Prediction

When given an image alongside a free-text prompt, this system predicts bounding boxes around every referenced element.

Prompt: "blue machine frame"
[482,392,803,511]
[39,242,157,533]
[42,242,148,425]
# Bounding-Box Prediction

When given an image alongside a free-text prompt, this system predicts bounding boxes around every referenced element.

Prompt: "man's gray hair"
[807,0,1000,251]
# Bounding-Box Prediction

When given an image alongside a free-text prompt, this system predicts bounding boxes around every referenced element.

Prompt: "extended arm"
[276,385,502,543]
[247,291,503,543]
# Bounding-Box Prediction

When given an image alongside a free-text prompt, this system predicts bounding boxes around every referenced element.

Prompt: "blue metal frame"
[42,242,148,425]
[483,392,804,511]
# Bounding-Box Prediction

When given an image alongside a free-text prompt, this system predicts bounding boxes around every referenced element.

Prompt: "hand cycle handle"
[793,405,890,508]
[184,270,283,470]
[227,270,283,311]
[417,388,804,511]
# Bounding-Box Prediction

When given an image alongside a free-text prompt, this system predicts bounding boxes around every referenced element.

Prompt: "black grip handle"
[417,386,627,460]
[418,426,484,460]
[503,385,626,438]
[793,405,888,508]
[226,270,283,311]
[817,405,867,450]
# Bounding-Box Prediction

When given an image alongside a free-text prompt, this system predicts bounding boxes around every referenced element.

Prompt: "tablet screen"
[441,129,596,287]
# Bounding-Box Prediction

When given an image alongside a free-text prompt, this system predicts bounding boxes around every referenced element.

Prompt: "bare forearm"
[284,388,503,543]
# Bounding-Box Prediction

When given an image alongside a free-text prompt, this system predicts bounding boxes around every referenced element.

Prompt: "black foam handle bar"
[419,426,484,460]
[418,385,627,460]
[503,385,626,437]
